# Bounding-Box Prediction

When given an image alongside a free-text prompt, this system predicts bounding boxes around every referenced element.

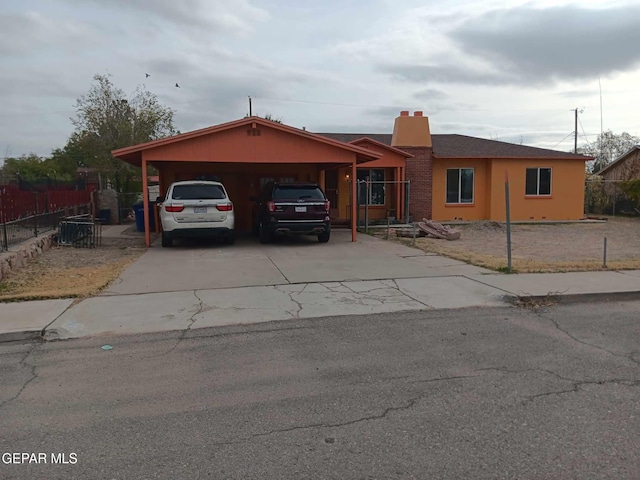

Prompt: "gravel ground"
[0,235,146,301]
[385,216,640,272]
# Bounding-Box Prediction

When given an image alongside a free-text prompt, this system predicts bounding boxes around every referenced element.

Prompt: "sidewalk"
[2,268,640,342]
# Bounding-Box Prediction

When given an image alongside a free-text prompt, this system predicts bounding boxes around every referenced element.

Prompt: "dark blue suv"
[253,182,331,244]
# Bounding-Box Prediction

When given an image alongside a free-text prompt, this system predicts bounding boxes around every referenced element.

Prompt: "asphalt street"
[1,301,639,479]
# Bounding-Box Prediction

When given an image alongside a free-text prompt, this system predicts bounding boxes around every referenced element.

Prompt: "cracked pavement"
[2,301,640,479]
[44,276,507,340]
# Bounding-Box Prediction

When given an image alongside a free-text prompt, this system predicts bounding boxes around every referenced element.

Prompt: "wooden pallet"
[417,219,461,240]
[395,228,426,238]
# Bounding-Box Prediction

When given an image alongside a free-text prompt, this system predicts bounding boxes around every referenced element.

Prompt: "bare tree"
[579,130,639,173]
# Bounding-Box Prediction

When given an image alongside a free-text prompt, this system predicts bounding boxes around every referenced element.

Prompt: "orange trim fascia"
[350,137,414,158]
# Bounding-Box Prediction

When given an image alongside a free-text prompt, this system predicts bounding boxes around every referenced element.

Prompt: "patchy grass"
[0,242,145,302]
[373,217,640,273]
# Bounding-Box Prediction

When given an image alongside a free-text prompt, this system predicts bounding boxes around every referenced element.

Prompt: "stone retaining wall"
[0,233,57,282]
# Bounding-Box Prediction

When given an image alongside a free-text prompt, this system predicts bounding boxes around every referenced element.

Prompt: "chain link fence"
[585,179,640,216]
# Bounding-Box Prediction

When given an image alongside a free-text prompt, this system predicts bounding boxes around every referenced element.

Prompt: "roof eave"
[349,137,414,158]
[433,154,592,161]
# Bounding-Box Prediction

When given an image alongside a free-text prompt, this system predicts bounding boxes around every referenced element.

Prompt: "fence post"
[34,192,39,237]
[2,221,7,252]
[405,181,411,224]
[365,179,369,232]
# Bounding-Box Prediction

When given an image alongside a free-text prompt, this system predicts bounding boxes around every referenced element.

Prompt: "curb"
[512,290,640,306]
[0,329,45,344]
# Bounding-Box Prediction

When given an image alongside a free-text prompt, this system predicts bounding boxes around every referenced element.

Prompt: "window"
[357,169,385,205]
[525,168,552,196]
[171,184,226,200]
[446,168,474,204]
[272,186,324,200]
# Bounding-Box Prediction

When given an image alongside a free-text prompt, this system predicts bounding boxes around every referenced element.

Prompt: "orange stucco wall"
[489,159,585,220]
[432,159,489,221]
[432,158,586,221]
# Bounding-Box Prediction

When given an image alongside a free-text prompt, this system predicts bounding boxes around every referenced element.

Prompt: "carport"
[112,117,381,247]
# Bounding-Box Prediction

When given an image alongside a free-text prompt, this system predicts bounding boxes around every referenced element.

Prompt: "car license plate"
[193,207,207,213]
[295,206,307,213]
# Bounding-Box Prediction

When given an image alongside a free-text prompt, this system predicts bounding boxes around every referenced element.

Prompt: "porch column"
[351,160,357,242]
[395,167,401,222]
[318,169,325,191]
[142,157,150,247]
[400,166,406,223]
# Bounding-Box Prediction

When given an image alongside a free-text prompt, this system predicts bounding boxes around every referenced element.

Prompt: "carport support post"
[142,157,150,247]
[351,161,357,242]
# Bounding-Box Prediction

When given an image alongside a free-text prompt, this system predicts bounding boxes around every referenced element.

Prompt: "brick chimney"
[391,111,431,147]
[391,111,433,221]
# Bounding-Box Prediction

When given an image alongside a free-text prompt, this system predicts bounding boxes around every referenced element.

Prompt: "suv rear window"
[172,184,226,200]
[272,186,324,200]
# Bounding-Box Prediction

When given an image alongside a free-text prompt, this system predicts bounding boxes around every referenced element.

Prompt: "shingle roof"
[317,132,590,160]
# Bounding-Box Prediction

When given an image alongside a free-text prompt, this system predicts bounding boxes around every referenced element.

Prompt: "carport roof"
[111,116,381,167]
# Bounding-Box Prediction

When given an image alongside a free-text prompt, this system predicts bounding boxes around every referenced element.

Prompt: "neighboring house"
[112,112,591,246]
[597,146,640,181]
[594,146,640,214]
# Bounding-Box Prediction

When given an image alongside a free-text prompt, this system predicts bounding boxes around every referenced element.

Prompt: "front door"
[325,169,339,220]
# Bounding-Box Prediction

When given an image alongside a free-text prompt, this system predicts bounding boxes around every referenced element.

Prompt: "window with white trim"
[446,168,474,204]
[357,169,385,205]
[525,168,552,196]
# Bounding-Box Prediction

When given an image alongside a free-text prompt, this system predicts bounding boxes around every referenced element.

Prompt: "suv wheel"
[318,230,330,243]
[225,231,236,245]
[161,232,173,248]
[258,223,271,244]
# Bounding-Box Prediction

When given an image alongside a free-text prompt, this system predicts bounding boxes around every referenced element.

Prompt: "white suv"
[158,180,235,247]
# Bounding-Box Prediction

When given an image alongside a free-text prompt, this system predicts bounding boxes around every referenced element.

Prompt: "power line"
[551,131,575,150]
[250,95,573,113]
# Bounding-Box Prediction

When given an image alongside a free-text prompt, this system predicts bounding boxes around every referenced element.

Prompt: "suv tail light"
[267,201,275,212]
[216,203,233,212]
[165,205,184,212]
[324,200,330,211]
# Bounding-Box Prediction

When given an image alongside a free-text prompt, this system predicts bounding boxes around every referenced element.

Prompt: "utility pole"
[574,108,578,154]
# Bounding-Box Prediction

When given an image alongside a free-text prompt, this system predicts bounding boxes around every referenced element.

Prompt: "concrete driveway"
[102,229,488,295]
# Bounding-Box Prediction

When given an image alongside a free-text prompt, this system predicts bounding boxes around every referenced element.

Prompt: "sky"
[2,0,640,161]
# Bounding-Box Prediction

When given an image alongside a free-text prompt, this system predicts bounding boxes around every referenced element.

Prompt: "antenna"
[574,108,578,153]
[248,96,252,117]
[599,78,604,163]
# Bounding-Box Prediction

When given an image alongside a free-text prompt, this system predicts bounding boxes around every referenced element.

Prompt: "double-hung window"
[446,168,474,204]
[525,168,552,196]
[357,169,385,205]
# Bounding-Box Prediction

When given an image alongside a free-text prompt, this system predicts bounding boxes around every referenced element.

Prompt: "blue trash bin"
[133,203,155,232]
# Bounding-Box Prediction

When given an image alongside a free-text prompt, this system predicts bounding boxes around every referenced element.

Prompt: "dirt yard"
[0,236,146,302]
[379,216,640,273]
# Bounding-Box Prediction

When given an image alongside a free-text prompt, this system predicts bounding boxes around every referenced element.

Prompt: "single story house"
[597,145,640,181]
[112,112,590,247]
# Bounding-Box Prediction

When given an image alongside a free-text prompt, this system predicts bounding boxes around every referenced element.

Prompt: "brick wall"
[400,146,433,221]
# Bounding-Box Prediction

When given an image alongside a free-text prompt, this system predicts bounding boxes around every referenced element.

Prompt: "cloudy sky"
[2,0,640,160]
